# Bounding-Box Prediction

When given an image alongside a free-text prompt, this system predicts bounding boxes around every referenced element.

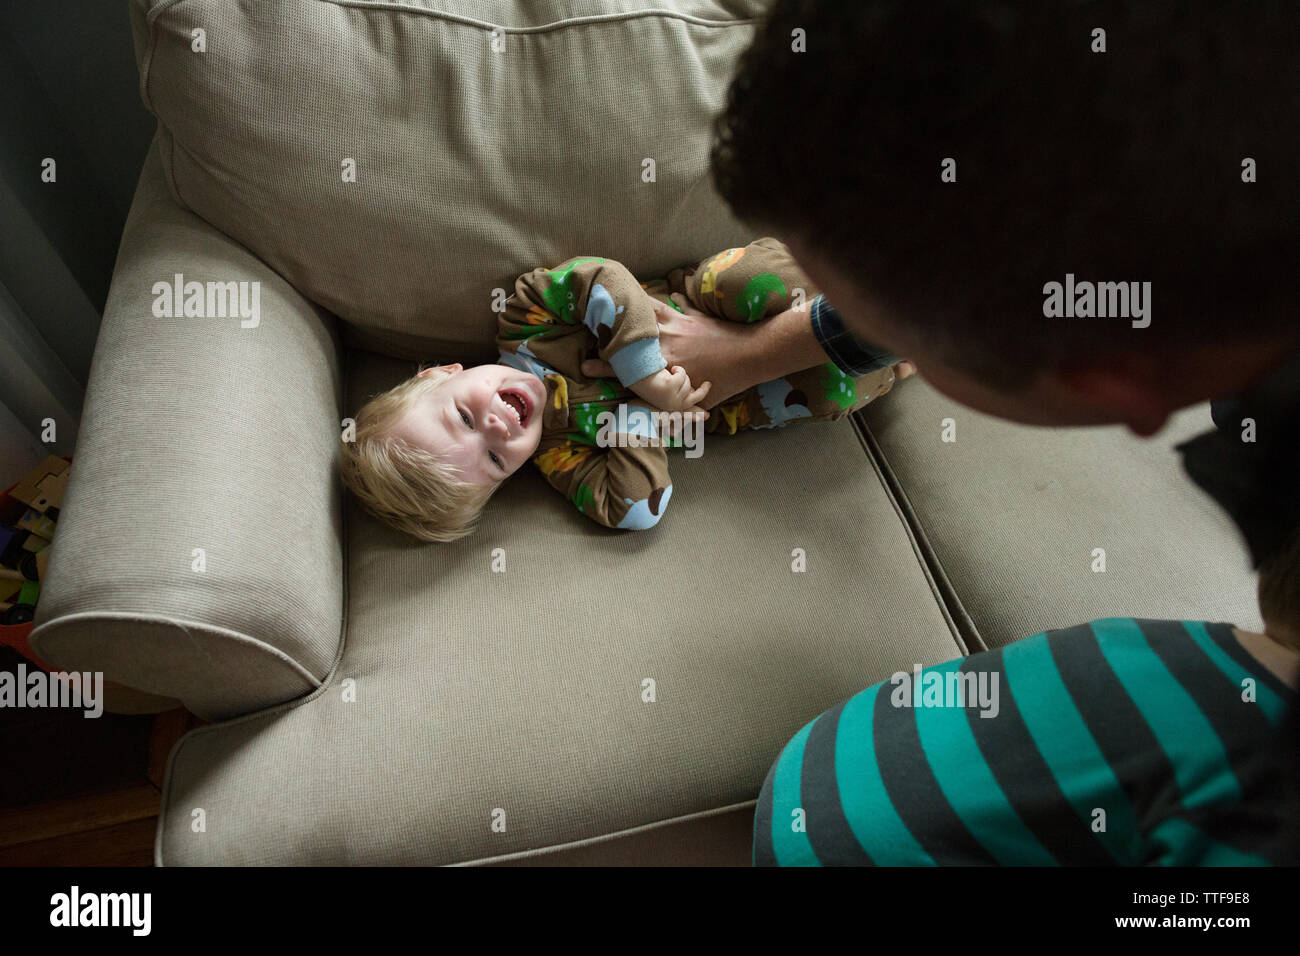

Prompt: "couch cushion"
[154,351,964,864]
[130,0,772,361]
[857,378,1264,651]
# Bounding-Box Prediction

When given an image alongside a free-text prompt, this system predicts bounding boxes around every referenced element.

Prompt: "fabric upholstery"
[129,0,773,361]
[153,350,963,865]
[30,138,347,720]
[857,378,1264,651]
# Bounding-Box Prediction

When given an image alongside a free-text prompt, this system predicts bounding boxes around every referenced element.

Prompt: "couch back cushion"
[129,0,771,360]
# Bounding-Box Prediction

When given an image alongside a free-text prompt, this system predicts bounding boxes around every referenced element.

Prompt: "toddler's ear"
[418,363,463,377]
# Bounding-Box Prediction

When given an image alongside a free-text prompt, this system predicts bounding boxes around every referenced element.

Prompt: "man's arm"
[583,292,904,408]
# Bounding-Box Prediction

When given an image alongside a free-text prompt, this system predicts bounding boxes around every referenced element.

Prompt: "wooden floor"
[0,672,202,866]
[0,785,161,865]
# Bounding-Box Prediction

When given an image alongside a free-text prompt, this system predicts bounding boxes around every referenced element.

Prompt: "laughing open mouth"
[499,389,530,428]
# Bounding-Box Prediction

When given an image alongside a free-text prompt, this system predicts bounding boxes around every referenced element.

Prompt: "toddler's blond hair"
[337,364,495,542]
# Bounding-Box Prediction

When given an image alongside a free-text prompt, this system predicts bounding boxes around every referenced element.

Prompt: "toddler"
[338,238,902,540]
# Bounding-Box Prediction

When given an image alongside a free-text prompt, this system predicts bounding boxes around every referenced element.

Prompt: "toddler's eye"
[490,452,503,469]
[460,409,471,427]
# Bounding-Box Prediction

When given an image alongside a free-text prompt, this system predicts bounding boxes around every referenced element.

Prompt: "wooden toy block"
[10,455,70,512]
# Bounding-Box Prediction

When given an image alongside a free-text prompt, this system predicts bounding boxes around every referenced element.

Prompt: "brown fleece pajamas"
[495,237,897,530]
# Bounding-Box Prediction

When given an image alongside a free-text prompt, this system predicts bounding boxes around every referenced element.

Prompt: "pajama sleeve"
[531,402,675,531]
[504,256,667,387]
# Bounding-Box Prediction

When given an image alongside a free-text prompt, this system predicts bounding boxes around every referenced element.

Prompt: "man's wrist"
[748,305,832,382]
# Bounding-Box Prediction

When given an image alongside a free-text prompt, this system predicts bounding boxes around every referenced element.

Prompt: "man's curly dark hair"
[710,0,1300,387]
[713,0,1300,865]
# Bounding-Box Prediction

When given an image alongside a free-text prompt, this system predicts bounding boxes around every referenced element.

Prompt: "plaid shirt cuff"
[809,294,902,375]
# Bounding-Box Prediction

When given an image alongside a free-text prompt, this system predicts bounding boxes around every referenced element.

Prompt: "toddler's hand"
[629,365,712,415]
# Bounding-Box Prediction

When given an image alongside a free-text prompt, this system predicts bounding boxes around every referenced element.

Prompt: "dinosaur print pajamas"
[495,237,898,530]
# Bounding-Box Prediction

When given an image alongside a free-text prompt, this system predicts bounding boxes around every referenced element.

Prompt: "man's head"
[712,0,1300,434]
[337,363,545,542]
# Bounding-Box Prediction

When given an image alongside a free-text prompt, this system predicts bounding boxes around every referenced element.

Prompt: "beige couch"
[30,0,1261,865]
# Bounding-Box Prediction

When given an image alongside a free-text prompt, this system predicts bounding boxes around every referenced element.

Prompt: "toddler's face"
[393,363,546,486]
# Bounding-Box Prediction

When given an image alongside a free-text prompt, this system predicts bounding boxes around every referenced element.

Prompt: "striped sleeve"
[754,618,1297,866]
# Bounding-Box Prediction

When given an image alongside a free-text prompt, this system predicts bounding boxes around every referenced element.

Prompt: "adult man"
[594,0,1300,864]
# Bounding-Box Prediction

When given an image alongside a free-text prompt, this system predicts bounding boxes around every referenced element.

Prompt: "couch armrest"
[30,136,346,721]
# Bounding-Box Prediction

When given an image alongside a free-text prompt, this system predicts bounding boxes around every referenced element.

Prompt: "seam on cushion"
[139,0,187,114]
[30,611,325,689]
[162,132,199,214]
[154,128,185,211]
[139,0,190,211]
[852,411,985,654]
[155,347,355,867]
[849,412,971,657]
[318,1,764,33]
[448,799,758,866]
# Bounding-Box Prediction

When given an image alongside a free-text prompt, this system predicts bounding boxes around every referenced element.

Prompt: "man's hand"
[583,293,763,409]
[581,291,917,408]
[628,364,712,414]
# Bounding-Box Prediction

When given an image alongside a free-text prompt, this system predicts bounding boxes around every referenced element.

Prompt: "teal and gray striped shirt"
[754,618,1297,865]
